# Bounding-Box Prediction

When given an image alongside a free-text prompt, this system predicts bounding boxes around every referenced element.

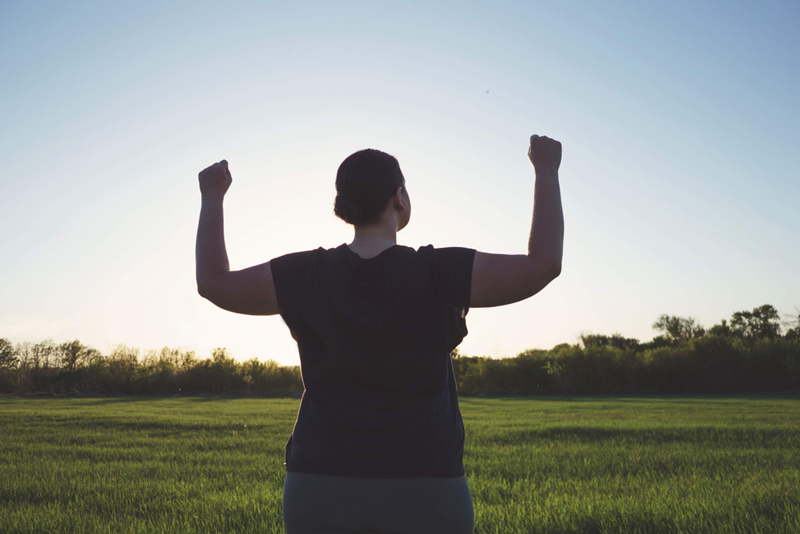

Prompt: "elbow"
[525,253,562,281]
[549,261,562,280]
[530,255,561,281]
[197,279,212,300]
[197,273,229,307]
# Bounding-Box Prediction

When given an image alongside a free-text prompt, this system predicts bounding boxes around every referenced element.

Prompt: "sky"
[2,1,799,365]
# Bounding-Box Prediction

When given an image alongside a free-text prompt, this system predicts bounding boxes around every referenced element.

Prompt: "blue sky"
[2,1,799,364]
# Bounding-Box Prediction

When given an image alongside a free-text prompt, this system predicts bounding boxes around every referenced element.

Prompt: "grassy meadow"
[1,395,799,533]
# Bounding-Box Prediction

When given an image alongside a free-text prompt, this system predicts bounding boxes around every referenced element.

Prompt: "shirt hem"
[285,463,466,479]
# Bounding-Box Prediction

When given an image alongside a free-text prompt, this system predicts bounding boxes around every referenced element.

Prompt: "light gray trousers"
[283,472,474,534]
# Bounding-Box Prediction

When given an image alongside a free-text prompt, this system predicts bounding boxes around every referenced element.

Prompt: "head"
[333,149,410,230]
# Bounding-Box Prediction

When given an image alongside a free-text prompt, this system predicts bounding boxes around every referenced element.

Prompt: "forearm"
[527,170,564,269]
[196,195,230,293]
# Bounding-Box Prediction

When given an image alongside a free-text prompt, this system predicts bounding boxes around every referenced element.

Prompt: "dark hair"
[334,149,405,226]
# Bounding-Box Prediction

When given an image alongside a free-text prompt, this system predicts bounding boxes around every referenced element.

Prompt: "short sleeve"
[432,247,476,308]
[269,249,318,317]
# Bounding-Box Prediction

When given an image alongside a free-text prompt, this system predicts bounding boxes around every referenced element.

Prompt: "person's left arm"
[195,160,279,316]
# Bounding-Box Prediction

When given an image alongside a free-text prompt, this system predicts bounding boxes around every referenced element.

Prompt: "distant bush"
[0,340,302,397]
[450,335,800,395]
[2,304,799,396]
[450,304,800,395]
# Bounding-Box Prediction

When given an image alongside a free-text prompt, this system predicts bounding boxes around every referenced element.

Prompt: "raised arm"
[195,160,279,315]
[470,135,564,308]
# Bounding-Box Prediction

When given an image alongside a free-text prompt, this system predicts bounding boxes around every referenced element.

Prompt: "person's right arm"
[195,160,280,316]
[470,135,564,308]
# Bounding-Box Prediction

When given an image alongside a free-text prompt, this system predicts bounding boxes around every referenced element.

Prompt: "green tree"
[211,347,232,365]
[580,333,640,351]
[0,338,17,369]
[31,339,58,369]
[652,314,705,344]
[59,339,87,372]
[783,307,800,340]
[730,304,781,340]
[107,344,140,389]
[178,350,198,372]
[708,319,733,337]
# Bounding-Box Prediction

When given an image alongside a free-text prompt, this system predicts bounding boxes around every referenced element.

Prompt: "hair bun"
[334,194,365,225]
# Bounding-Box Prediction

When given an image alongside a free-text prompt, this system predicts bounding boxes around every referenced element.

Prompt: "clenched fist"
[198,160,233,199]
[528,135,562,175]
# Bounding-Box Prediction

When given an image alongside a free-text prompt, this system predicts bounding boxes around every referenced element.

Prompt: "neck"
[353,226,397,242]
[348,216,399,257]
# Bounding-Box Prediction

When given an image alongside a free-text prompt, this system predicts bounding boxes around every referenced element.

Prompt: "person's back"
[271,243,473,479]
[195,135,563,533]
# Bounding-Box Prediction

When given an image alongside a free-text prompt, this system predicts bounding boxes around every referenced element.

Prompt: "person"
[195,134,564,534]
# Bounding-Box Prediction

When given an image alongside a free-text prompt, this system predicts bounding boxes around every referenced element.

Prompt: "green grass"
[2,395,799,533]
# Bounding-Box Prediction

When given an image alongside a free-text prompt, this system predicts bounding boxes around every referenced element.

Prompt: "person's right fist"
[528,135,562,175]
[198,160,232,198]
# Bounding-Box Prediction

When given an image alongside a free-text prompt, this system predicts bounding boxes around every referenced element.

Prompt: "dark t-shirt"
[270,243,476,478]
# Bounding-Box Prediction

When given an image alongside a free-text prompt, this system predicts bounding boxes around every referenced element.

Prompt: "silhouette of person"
[195,135,563,533]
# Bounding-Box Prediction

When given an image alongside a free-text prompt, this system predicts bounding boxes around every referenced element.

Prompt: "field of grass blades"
[2,394,799,533]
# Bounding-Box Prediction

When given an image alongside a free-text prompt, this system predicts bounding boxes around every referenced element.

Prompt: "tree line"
[0,342,302,396]
[453,304,800,395]
[1,304,798,396]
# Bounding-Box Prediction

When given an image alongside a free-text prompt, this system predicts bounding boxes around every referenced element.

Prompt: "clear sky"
[2,1,799,365]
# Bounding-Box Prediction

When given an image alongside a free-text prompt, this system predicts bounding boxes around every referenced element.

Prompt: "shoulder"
[414,245,476,308]
[399,245,476,270]
[410,244,475,257]
[429,245,476,260]
[269,247,333,311]
[271,247,323,268]
[270,247,329,284]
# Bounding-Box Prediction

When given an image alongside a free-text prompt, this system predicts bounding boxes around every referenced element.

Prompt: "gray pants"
[283,472,474,534]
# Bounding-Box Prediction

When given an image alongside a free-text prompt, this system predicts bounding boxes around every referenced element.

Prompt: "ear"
[391,186,406,210]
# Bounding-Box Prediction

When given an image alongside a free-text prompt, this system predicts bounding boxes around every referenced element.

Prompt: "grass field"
[1,394,799,533]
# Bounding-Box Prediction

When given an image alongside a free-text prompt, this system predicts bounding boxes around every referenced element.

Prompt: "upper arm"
[470,251,561,308]
[197,261,280,316]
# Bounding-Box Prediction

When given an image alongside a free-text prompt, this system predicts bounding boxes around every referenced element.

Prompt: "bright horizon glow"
[2,2,799,365]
